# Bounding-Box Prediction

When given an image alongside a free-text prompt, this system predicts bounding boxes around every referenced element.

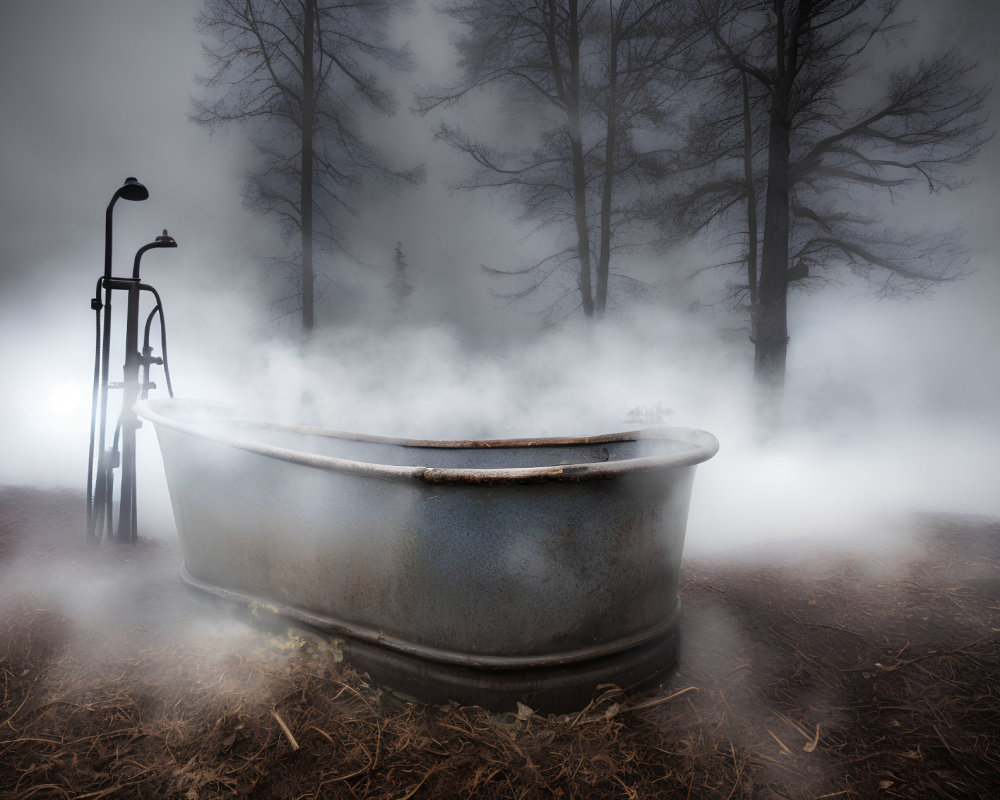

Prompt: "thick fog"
[0,0,998,560]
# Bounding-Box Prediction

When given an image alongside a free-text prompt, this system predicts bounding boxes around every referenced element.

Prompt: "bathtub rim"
[136,397,719,485]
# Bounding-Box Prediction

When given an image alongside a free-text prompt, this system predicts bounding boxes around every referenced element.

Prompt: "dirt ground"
[1,485,997,799]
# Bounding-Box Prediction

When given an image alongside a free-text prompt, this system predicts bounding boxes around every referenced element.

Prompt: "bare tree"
[673,0,991,425]
[387,241,414,317]
[416,0,696,322]
[193,0,422,333]
[669,44,770,322]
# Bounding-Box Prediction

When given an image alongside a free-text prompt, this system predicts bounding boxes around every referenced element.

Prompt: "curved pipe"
[132,230,177,279]
[104,177,147,280]
[118,232,178,542]
[140,284,174,398]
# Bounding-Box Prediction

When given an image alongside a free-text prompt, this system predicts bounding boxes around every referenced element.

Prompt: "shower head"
[154,229,176,247]
[132,230,178,279]
[118,177,149,202]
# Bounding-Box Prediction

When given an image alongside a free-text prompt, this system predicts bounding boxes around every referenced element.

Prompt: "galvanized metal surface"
[137,398,718,710]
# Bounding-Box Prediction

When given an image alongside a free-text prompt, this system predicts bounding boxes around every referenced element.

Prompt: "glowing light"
[44,380,91,422]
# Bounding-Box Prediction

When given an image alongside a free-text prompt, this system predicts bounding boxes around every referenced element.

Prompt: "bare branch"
[417,0,696,316]
[193,0,421,330]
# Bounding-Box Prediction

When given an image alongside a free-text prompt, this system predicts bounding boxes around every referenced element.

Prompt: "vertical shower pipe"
[118,232,176,542]
[88,177,148,542]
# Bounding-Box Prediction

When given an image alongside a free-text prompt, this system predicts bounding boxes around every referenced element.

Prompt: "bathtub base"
[181,568,681,713]
[340,625,680,713]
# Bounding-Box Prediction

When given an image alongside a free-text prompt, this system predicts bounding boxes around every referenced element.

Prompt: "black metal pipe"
[86,278,105,542]
[132,230,175,279]
[88,178,148,542]
[141,284,173,400]
[103,178,148,280]
[117,231,177,542]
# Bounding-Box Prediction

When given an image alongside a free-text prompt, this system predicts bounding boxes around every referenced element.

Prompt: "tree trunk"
[566,0,594,317]
[755,97,791,428]
[300,0,315,332]
[741,70,759,337]
[596,15,619,317]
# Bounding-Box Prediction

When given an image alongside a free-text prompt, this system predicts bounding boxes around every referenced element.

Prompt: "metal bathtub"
[137,398,718,711]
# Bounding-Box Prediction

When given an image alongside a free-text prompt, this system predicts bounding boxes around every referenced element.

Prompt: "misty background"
[1,0,998,555]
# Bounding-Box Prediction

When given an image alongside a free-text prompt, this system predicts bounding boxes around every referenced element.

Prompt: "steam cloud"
[0,0,997,565]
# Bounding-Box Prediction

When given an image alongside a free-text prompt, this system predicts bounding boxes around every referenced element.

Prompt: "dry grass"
[1,486,997,799]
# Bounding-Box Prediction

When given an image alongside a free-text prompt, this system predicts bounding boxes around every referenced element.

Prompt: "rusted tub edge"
[136,399,720,485]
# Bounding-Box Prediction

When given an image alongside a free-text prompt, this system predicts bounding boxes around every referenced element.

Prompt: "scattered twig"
[309,724,335,744]
[271,709,299,751]
[804,724,821,754]
[626,686,699,713]
[765,727,793,756]
[397,765,440,800]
